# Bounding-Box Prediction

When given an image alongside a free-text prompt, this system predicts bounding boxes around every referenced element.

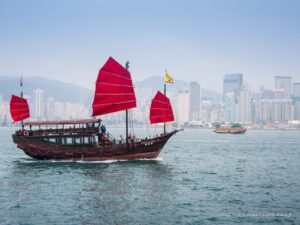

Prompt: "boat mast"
[163,83,166,134]
[20,76,24,130]
[125,61,130,146]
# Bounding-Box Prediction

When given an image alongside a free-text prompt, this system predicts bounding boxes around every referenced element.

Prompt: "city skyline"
[1,0,300,92]
[1,73,300,128]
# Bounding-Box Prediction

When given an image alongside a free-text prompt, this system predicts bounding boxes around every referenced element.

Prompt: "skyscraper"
[293,83,300,98]
[177,89,190,125]
[223,73,243,100]
[238,85,252,123]
[189,81,201,121]
[47,97,55,120]
[293,83,300,120]
[224,92,236,123]
[33,89,44,120]
[275,76,292,98]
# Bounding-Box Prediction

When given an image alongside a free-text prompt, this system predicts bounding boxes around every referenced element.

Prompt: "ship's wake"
[76,157,163,164]
[17,157,163,164]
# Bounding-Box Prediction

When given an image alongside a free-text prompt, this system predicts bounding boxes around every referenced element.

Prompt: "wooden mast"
[20,75,24,130]
[125,61,130,146]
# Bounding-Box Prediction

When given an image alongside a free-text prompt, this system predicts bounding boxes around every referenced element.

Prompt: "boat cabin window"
[75,138,81,144]
[49,138,56,143]
[66,138,72,144]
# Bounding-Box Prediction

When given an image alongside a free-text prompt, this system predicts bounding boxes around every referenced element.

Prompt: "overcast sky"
[0,0,299,92]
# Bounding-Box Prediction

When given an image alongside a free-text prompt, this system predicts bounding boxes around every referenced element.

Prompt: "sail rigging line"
[95,93,134,96]
[150,115,174,118]
[93,100,136,106]
[97,82,134,88]
[101,70,132,81]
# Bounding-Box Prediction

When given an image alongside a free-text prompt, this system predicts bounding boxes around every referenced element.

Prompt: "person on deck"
[101,124,106,134]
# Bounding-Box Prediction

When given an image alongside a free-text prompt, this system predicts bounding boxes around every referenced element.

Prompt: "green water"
[0,127,299,224]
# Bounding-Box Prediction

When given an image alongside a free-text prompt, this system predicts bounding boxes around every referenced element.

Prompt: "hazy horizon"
[1,0,300,92]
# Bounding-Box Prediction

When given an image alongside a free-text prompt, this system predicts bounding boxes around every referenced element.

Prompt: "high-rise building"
[46,97,55,120]
[238,85,252,124]
[54,101,64,119]
[201,100,212,122]
[224,92,236,123]
[33,89,44,120]
[275,76,292,98]
[223,73,243,100]
[259,99,293,122]
[189,81,201,121]
[293,83,300,98]
[177,89,190,125]
[293,83,300,120]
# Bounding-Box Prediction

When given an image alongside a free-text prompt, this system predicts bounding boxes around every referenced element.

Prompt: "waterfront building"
[189,81,201,121]
[200,99,212,122]
[46,97,55,120]
[293,83,300,120]
[33,89,45,120]
[224,92,236,123]
[260,99,293,122]
[223,73,243,100]
[54,101,65,119]
[293,83,300,98]
[238,85,252,124]
[177,89,190,125]
[275,76,292,98]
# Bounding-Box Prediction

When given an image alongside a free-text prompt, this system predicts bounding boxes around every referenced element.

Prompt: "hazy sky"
[0,0,299,92]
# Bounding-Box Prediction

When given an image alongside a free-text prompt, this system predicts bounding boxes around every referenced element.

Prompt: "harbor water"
[0,127,299,224]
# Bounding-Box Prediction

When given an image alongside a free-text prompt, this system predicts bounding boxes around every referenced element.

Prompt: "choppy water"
[0,127,299,225]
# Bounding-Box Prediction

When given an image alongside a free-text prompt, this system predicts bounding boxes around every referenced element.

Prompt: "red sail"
[92,57,137,116]
[10,95,30,123]
[150,91,174,124]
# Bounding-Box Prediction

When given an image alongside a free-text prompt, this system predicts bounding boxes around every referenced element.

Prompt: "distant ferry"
[214,124,247,134]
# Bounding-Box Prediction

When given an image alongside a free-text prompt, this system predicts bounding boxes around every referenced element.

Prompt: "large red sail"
[10,95,30,123]
[92,57,136,116]
[150,91,174,124]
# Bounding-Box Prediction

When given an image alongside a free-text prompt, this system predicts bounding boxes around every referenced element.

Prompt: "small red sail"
[10,95,30,123]
[150,91,174,124]
[92,57,137,116]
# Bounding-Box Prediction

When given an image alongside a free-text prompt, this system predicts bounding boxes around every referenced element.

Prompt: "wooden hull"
[12,131,178,161]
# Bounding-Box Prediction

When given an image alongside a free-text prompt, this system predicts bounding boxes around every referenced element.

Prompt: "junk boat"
[213,124,247,134]
[10,57,181,161]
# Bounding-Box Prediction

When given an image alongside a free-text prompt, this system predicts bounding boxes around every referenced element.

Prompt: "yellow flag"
[165,70,174,83]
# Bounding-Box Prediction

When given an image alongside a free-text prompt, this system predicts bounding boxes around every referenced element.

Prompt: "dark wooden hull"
[12,131,179,161]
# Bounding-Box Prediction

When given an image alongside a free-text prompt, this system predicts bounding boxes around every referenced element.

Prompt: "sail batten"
[149,91,174,124]
[10,95,30,123]
[92,57,136,117]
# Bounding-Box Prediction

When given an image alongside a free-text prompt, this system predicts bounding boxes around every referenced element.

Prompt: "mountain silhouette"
[0,76,221,103]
